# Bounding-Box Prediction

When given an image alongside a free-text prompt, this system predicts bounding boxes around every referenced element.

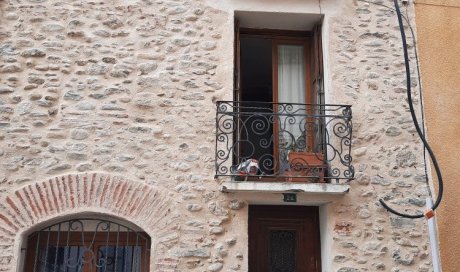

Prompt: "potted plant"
[285,143,326,183]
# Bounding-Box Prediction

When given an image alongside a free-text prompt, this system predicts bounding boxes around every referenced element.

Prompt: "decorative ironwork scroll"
[215,101,354,183]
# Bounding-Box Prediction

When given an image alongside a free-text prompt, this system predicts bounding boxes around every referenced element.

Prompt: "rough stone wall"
[0,0,238,271]
[0,0,433,271]
[327,1,433,271]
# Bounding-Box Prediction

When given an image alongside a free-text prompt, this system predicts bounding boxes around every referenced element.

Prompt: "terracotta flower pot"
[286,152,326,182]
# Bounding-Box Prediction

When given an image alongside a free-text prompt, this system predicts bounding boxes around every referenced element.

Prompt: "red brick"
[48,178,60,213]
[0,213,18,232]
[99,175,111,207]
[35,184,48,216]
[68,174,75,209]
[22,187,39,220]
[14,191,34,223]
[6,197,27,225]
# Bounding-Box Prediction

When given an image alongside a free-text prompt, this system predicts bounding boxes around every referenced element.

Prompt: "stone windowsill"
[220,181,350,194]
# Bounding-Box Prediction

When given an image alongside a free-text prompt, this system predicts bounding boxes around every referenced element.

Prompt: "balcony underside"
[221,181,349,194]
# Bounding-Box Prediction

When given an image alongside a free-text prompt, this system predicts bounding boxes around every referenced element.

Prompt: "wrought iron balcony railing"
[215,101,354,183]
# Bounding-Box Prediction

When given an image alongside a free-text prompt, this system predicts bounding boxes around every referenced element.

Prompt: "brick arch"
[0,173,178,271]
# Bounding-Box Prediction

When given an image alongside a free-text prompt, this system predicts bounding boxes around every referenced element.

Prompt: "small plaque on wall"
[283,193,297,202]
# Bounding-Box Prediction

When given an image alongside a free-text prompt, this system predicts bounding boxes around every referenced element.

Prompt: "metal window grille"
[24,219,150,272]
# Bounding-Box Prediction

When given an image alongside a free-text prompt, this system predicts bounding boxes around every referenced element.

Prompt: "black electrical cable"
[404,3,433,199]
[378,0,444,218]
[357,0,434,199]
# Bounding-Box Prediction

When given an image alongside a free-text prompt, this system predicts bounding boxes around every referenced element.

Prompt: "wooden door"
[249,205,321,272]
[236,29,322,179]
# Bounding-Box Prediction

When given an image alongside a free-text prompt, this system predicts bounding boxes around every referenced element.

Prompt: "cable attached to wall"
[356,0,434,200]
[377,0,444,219]
[403,2,433,199]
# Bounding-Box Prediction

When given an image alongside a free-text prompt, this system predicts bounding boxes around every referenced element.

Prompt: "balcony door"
[237,29,316,177]
[216,24,354,181]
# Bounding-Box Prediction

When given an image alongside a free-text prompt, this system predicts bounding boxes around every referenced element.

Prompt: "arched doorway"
[23,218,150,272]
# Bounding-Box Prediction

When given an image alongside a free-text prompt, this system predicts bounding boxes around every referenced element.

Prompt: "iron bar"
[25,219,150,272]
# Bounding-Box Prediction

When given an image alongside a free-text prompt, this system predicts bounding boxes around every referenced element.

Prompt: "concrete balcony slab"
[220,181,350,194]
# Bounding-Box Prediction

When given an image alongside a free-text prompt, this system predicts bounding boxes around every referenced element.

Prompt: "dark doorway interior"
[240,36,273,102]
[239,37,274,174]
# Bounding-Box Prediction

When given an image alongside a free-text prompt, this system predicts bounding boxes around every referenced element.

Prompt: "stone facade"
[0,0,434,271]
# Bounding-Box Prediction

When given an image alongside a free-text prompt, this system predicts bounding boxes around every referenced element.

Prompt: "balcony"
[215,101,354,187]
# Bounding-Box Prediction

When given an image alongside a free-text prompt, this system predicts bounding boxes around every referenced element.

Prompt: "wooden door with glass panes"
[249,205,321,272]
[236,27,325,180]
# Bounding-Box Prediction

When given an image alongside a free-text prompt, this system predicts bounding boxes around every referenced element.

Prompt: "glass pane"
[278,44,306,106]
[37,246,85,272]
[97,246,142,272]
[270,230,296,272]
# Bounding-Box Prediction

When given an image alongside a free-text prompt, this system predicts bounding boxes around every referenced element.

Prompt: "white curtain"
[278,45,306,149]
